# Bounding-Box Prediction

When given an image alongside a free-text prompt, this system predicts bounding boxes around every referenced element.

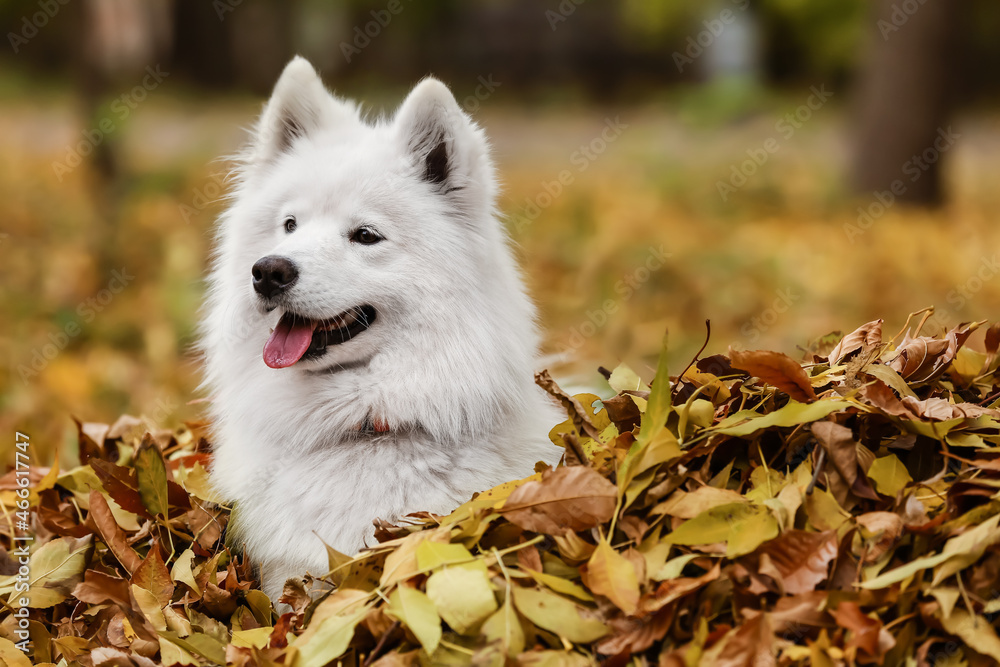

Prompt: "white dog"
[200,57,561,601]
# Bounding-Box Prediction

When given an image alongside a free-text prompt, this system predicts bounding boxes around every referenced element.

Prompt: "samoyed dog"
[200,57,562,601]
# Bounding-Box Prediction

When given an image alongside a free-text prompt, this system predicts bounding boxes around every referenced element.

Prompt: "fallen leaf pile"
[5,313,1000,666]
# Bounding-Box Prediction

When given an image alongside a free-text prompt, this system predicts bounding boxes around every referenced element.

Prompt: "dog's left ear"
[395,77,493,209]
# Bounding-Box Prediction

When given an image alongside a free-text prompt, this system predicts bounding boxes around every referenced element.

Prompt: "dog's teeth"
[341,310,358,325]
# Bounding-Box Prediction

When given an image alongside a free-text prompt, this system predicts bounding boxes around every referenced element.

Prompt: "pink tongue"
[263,315,316,369]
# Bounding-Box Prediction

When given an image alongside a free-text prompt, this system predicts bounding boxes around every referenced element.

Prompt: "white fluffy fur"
[200,57,562,601]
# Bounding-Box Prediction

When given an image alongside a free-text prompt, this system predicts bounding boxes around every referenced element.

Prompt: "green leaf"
[158,631,227,665]
[617,334,674,496]
[867,454,912,496]
[861,513,1000,589]
[637,332,671,443]
[666,503,779,558]
[0,536,92,608]
[387,586,442,654]
[416,541,476,572]
[608,363,645,393]
[711,400,850,437]
[864,363,918,399]
[512,587,608,644]
[135,436,170,518]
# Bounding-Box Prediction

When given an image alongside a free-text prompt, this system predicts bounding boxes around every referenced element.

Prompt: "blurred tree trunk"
[851,0,962,206]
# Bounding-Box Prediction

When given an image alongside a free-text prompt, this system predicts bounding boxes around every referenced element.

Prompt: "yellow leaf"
[526,570,594,601]
[0,638,32,667]
[867,454,912,497]
[289,588,370,667]
[132,584,166,631]
[481,594,526,657]
[231,627,274,649]
[29,451,59,505]
[512,587,608,643]
[939,609,1000,661]
[180,462,224,503]
[7,536,92,608]
[608,363,645,393]
[425,567,497,635]
[415,541,475,572]
[666,503,779,558]
[170,549,201,597]
[387,586,441,654]
[581,539,639,614]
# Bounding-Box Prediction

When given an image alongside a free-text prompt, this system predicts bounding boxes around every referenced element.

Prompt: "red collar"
[356,417,391,433]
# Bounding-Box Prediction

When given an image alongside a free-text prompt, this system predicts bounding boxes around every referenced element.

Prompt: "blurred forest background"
[4,0,1000,463]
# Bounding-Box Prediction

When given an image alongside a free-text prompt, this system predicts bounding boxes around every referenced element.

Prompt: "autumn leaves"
[6,312,1000,664]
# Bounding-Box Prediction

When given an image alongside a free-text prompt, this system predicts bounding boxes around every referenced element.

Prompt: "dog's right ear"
[251,56,355,164]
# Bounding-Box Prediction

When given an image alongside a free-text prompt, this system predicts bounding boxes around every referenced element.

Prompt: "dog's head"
[225,57,499,372]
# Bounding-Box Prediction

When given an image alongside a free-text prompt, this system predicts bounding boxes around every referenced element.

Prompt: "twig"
[362,620,400,667]
[674,320,712,397]
[807,445,826,495]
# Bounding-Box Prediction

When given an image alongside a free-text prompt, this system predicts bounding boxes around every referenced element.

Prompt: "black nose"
[252,256,299,299]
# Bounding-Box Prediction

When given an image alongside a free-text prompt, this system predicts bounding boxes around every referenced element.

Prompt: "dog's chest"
[238,433,475,563]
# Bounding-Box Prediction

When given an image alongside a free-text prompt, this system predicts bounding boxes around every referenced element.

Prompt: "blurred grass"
[4,80,1000,465]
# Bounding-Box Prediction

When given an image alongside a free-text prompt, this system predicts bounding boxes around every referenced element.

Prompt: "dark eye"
[283,216,297,233]
[350,227,383,245]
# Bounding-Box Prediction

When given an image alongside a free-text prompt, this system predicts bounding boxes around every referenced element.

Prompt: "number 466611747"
[14,432,31,534]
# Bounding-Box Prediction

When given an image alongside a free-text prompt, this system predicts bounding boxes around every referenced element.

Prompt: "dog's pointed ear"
[395,77,493,208]
[252,56,356,164]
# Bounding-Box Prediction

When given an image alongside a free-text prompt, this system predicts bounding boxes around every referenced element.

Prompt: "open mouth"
[263,305,377,369]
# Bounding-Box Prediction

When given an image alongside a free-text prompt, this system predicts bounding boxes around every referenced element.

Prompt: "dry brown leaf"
[713,612,776,667]
[88,490,142,575]
[828,319,883,366]
[131,548,174,608]
[535,369,603,441]
[830,601,895,661]
[888,322,980,383]
[73,570,132,607]
[729,349,817,403]
[501,465,616,534]
[811,421,879,502]
[756,530,838,595]
[855,511,904,563]
[899,395,1000,421]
